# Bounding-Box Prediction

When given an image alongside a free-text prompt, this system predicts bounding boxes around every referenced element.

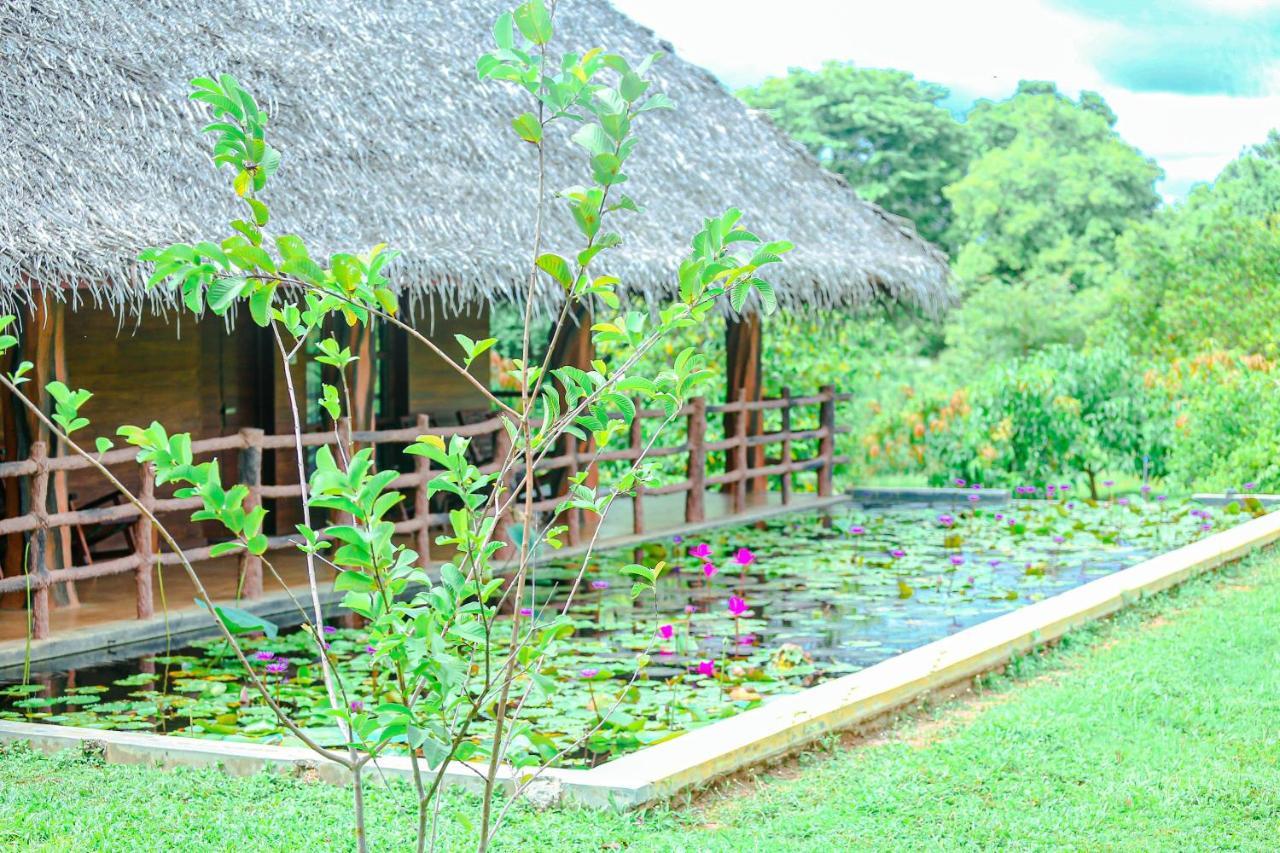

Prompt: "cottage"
[0,0,949,643]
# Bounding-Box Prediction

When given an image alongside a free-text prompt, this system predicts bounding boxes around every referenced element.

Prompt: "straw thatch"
[1,0,952,321]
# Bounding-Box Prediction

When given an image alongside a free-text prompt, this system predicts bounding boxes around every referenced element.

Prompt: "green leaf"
[195,600,278,638]
[570,124,613,156]
[511,112,542,144]
[334,570,375,593]
[514,0,552,44]
[94,437,114,454]
[535,253,574,287]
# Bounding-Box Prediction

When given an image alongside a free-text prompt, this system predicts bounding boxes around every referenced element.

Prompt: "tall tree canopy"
[945,81,1162,291]
[739,63,971,250]
[1101,132,1280,357]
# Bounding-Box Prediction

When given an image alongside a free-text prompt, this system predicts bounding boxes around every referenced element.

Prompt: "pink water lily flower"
[689,543,712,560]
[657,624,674,640]
[733,547,756,566]
[727,596,748,617]
[579,668,600,679]
[702,562,718,579]
[696,660,716,677]
[890,548,906,559]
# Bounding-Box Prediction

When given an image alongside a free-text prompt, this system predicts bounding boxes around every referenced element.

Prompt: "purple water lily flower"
[848,525,866,535]
[967,494,980,503]
[1244,482,1258,492]
[727,596,748,617]
[365,645,377,656]
[1156,495,1167,502]
[265,661,288,675]
[590,580,610,591]
[1052,535,1066,544]
[1118,498,1130,506]
[937,513,955,528]
[579,668,600,679]
[657,624,674,640]
[1103,480,1115,488]
[672,534,684,544]
[994,513,1004,520]
[349,700,364,713]
[321,625,337,635]
[949,554,965,566]
[954,478,967,487]
[254,651,275,662]
[890,548,906,559]
[1200,523,1213,531]
[519,607,533,617]
[1141,484,1152,494]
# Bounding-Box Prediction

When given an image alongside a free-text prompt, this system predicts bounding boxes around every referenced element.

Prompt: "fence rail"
[0,387,850,639]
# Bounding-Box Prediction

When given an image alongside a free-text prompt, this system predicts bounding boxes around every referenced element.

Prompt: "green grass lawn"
[4,550,1280,851]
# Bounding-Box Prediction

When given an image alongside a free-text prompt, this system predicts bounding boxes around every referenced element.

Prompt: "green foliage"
[947,82,1161,291]
[1100,133,1280,359]
[885,345,1164,493]
[941,277,1106,367]
[1153,356,1280,491]
[739,63,971,249]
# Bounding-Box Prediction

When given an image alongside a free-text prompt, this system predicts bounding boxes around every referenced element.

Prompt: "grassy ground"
[4,551,1280,851]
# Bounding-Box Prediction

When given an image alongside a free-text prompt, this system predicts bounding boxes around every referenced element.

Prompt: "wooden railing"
[0,387,849,639]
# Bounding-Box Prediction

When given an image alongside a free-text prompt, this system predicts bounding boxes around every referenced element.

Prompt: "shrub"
[869,345,1165,496]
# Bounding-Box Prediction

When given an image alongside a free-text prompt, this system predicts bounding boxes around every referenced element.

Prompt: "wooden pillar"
[1,336,23,609]
[26,296,77,607]
[134,463,155,619]
[780,386,793,506]
[685,396,706,524]
[548,303,598,538]
[413,413,432,569]
[724,312,765,494]
[350,321,377,432]
[29,441,50,639]
[492,419,516,562]
[237,428,264,600]
[818,384,836,498]
[630,398,645,535]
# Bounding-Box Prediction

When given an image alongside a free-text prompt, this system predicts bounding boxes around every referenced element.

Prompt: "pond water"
[0,493,1260,767]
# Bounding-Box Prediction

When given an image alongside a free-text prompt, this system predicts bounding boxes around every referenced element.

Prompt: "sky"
[612,0,1280,201]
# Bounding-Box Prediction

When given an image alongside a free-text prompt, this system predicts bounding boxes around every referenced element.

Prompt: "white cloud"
[613,0,1278,197]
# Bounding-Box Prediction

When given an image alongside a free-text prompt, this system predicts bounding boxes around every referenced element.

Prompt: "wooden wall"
[407,301,492,426]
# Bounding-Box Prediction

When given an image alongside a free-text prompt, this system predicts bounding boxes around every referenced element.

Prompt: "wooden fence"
[0,386,850,639]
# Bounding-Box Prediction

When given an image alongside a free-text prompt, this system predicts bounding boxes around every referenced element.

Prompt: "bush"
[1150,353,1280,491]
[868,345,1165,495]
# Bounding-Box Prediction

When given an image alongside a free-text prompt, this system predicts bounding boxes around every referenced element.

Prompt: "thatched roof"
[1,0,952,321]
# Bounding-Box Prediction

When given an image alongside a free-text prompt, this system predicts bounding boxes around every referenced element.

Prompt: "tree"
[1101,131,1280,358]
[739,63,971,250]
[946,81,1161,291]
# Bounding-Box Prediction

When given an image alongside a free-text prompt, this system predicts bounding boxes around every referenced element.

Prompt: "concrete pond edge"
[3,503,1279,810]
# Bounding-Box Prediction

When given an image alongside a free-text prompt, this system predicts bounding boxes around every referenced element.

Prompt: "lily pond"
[1,492,1265,767]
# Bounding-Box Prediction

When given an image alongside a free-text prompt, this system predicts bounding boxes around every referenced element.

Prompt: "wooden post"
[685,396,706,524]
[29,440,50,639]
[413,414,432,569]
[630,398,645,536]
[1,341,23,609]
[563,431,581,546]
[724,312,765,494]
[134,463,156,619]
[28,296,77,607]
[733,390,749,513]
[818,384,835,498]
[492,420,516,560]
[780,386,793,506]
[237,428,264,600]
